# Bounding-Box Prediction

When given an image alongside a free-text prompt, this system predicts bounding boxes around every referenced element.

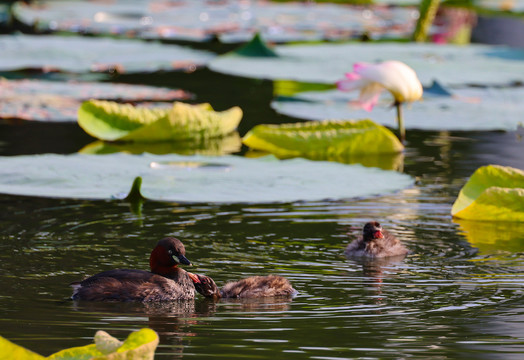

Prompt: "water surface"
[0,67,523,359]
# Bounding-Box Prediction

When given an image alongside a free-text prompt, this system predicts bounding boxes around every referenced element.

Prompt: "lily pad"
[79,132,242,156]
[0,78,191,122]
[451,165,524,222]
[0,153,414,203]
[0,328,158,360]
[0,34,214,73]
[271,86,524,131]
[209,42,524,86]
[77,100,242,142]
[12,1,418,43]
[243,119,403,157]
[0,335,44,360]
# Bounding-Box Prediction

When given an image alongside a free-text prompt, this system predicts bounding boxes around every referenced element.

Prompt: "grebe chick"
[345,221,408,258]
[188,273,296,299]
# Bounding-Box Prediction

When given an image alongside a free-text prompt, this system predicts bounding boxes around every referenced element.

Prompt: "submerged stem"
[395,101,405,144]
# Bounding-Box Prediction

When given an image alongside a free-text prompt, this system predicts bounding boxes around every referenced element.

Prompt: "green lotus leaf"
[0,153,413,203]
[78,100,242,142]
[451,165,524,221]
[231,33,279,57]
[12,2,416,43]
[0,336,45,360]
[209,42,524,86]
[48,328,158,360]
[0,34,214,73]
[0,329,158,360]
[242,119,404,160]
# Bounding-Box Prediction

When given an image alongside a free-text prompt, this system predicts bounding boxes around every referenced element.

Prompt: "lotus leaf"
[0,328,158,360]
[242,119,403,160]
[0,34,214,73]
[451,165,524,222]
[232,33,279,57]
[209,42,524,86]
[77,100,242,142]
[0,153,413,203]
[0,336,45,360]
[271,86,524,131]
[12,1,417,43]
[0,78,190,122]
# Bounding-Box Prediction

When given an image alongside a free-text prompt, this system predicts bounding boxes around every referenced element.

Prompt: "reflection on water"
[245,149,404,171]
[79,132,242,156]
[455,218,524,256]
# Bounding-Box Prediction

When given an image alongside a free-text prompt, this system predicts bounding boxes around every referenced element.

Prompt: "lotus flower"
[336,60,423,142]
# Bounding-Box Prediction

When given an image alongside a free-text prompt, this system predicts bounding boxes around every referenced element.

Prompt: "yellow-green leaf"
[0,336,45,360]
[0,329,159,360]
[451,165,524,221]
[47,328,158,360]
[242,119,404,160]
[78,100,242,142]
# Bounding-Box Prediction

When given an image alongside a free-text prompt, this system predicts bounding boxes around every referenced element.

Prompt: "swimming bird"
[188,273,296,299]
[71,237,196,302]
[345,221,409,258]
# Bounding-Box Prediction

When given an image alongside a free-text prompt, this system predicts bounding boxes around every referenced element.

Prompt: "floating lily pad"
[79,132,242,156]
[243,119,403,157]
[12,1,418,43]
[0,153,413,203]
[271,85,524,131]
[0,78,191,122]
[451,165,524,222]
[0,335,44,360]
[0,34,214,73]
[78,100,242,142]
[0,328,158,360]
[209,42,524,86]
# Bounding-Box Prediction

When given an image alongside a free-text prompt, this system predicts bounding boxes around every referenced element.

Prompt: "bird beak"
[174,254,191,266]
[186,271,200,283]
[374,230,384,239]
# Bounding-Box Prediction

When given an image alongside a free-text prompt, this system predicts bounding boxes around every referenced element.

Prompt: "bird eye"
[168,250,172,255]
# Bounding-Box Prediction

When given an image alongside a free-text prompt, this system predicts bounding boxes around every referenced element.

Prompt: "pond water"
[0,67,524,359]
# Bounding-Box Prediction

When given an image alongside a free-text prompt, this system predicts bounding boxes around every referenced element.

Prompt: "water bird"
[188,273,296,299]
[71,237,196,301]
[345,221,409,258]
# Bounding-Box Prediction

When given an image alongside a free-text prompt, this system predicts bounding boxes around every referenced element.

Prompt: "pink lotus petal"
[337,77,367,92]
[344,72,361,80]
[353,62,370,73]
[358,82,384,111]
